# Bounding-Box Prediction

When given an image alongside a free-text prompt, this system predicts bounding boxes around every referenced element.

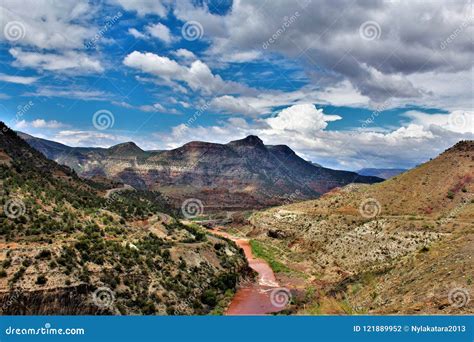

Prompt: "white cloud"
[15,119,67,129]
[173,48,197,61]
[24,87,109,101]
[211,95,262,116]
[404,110,473,134]
[0,73,38,85]
[109,0,168,17]
[146,23,175,43]
[53,130,130,148]
[0,0,96,50]
[128,28,147,39]
[10,48,103,73]
[266,104,342,133]
[123,51,245,95]
[138,103,166,112]
[174,0,473,107]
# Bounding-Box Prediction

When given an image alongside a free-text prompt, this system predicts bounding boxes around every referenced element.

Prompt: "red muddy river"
[212,229,289,315]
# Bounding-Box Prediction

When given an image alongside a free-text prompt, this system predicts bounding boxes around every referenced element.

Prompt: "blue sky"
[0,0,472,170]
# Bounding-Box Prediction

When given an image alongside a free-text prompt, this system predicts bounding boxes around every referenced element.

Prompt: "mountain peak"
[443,140,474,154]
[228,135,264,147]
[108,141,143,154]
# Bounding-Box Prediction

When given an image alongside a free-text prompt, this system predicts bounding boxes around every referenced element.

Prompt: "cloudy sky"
[0,0,472,170]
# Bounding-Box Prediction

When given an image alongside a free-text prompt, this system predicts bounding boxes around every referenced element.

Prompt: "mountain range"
[1,121,472,315]
[0,122,249,314]
[18,132,382,210]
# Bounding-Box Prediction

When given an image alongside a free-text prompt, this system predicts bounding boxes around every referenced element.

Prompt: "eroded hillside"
[245,141,473,314]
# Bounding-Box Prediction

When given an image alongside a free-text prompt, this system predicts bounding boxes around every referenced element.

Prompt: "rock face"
[19,133,382,210]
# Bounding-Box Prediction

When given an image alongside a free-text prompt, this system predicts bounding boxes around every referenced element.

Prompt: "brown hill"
[243,140,473,314]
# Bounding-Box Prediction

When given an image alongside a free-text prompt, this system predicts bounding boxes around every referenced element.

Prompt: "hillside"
[0,122,249,315]
[240,141,473,314]
[20,133,382,211]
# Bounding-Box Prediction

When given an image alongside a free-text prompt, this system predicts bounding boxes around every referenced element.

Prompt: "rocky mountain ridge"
[19,133,382,210]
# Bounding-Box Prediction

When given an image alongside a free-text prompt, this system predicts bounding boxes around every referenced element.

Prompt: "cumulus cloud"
[10,48,103,73]
[146,23,175,43]
[128,23,176,43]
[0,0,96,50]
[123,51,246,95]
[174,0,473,104]
[173,49,197,61]
[266,104,342,133]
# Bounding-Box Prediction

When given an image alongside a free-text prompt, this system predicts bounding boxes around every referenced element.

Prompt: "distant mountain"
[357,168,407,179]
[19,133,382,210]
[1,122,248,314]
[249,140,473,314]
